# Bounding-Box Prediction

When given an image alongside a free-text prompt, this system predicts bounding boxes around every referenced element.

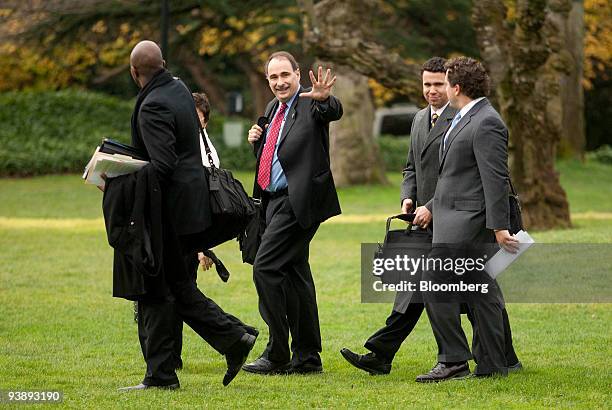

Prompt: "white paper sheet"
[484,230,535,279]
[83,151,148,188]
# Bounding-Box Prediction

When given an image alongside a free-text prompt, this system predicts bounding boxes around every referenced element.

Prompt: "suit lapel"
[277,88,302,149]
[421,105,455,157]
[439,98,488,171]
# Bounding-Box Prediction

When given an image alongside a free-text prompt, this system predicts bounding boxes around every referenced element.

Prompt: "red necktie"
[257,103,287,190]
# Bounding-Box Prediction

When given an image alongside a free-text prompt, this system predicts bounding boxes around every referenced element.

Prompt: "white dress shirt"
[199,128,220,168]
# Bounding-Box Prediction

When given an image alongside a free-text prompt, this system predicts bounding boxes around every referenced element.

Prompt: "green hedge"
[0,90,253,176]
[586,145,612,165]
[378,135,410,172]
[0,90,133,176]
[0,90,409,176]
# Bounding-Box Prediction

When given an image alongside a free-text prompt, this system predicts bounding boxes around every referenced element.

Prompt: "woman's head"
[193,92,211,127]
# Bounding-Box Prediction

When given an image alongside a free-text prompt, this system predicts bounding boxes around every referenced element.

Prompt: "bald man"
[112,41,256,390]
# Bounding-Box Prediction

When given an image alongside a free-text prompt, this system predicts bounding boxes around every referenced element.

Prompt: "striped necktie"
[431,112,439,129]
[257,103,287,190]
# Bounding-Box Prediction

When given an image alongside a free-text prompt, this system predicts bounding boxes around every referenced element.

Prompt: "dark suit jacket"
[433,98,510,244]
[401,104,457,211]
[252,88,343,228]
[131,70,211,236]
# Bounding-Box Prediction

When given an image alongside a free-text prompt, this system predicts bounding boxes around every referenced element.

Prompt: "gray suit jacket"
[394,104,455,313]
[432,98,510,244]
[401,104,457,211]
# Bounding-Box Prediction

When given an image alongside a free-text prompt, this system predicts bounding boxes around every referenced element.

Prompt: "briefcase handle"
[385,213,416,236]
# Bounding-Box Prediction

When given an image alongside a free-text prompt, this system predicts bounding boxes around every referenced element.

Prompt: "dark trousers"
[365,303,424,363]
[253,194,322,365]
[172,252,256,369]
[363,303,518,367]
[137,229,247,386]
[425,302,508,375]
[420,245,510,375]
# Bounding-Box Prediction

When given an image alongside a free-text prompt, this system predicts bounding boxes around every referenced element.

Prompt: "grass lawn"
[0,159,610,408]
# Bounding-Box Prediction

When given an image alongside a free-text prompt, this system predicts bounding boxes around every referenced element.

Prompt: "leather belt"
[263,188,288,200]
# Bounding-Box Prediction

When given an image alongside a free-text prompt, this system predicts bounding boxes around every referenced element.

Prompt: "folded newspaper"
[82,146,148,188]
[484,230,535,278]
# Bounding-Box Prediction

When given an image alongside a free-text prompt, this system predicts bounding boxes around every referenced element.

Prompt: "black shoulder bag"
[197,121,257,248]
[508,178,524,235]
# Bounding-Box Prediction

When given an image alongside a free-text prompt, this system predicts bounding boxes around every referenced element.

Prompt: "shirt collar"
[278,89,299,111]
[431,101,450,118]
[458,97,485,118]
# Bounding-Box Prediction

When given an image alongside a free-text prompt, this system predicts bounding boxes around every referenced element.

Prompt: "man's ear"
[295,68,300,80]
[162,59,167,69]
[130,66,140,87]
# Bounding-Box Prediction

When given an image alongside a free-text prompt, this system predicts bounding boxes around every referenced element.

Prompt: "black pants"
[253,194,322,366]
[365,303,424,363]
[172,252,256,369]
[363,303,518,366]
[137,229,248,386]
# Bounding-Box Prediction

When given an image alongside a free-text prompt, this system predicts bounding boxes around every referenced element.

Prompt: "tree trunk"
[559,0,585,159]
[298,0,393,185]
[473,0,572,229]
[328,64,388,186]
[176,51,228,115]
[235,57,273,119]
[297,0,421,101]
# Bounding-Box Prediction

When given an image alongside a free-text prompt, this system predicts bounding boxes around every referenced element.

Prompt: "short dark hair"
[421,57,447,74]
[265,51,299,75]
[444,56,491,99]
[192,92,210,123]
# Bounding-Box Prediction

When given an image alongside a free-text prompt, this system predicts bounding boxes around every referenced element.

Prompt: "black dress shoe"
[508,361,523,373]
[242,357,291,375]
[415,362,470,383]
[118,383,179,392]
[286,362,323,375]
[340,348,391,375]
[223,333,257,386]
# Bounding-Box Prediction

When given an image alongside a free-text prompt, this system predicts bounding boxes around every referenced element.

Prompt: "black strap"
[176,78,216,169]
[196,113,216,169]
[508,177,518,196]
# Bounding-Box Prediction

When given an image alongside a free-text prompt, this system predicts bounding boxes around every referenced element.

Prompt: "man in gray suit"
[416,57,520,382]
[340,57,456,374]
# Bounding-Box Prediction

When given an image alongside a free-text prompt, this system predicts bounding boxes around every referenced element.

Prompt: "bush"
[0,90,257,176]
[0,90,411,176]
[586,145,612,165]
[0,90,133,176]
[378,135,410,172]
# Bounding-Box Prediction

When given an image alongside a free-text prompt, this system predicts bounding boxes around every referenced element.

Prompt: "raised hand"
[299,65,337,101]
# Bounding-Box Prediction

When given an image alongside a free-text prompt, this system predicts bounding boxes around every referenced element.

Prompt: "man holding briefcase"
[341,57,520,380]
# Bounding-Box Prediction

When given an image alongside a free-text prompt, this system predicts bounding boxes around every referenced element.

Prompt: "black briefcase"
[376,213,433,285]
